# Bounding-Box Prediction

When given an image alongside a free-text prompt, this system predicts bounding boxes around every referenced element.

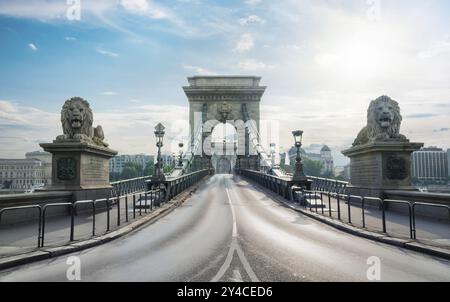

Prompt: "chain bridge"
[0,76,449,281]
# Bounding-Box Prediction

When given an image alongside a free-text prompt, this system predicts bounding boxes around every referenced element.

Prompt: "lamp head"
[292,130,303,147]
[270,143,276,153]
[154,123,165,145]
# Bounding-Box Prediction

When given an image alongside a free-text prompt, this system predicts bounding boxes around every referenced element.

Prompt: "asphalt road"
[1,174,449,282]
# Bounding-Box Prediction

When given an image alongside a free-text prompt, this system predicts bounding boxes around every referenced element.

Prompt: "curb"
[0,177,209,271]
[241,177,450,261]
[281,199,450,260]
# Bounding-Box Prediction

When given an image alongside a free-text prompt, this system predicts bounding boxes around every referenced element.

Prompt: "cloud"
[0,0,112,20]
[245,0,262,5]
[0,100,191,158]
[314,53,338,66]
[233,33,254,53]
[418,38,450,59]
[129,99,142,103]
[100,91,118,96]
[0,101,60,157]
[434,128,450,133]
[183,64,217,75]
[238,60,274,70]
[96,48,119,57]
[0,101,18,113]
[120,0,172,20]
[28,43,38,51]
[239,15,265,26]
[404,113,440,119]
[120,0,150,13]
[0,0,179,33]
[64,37,77,41]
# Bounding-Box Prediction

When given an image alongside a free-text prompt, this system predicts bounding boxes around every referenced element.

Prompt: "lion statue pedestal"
[39,97,117,201]
[342,96,423,198]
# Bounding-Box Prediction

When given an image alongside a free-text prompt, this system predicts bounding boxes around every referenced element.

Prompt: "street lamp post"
[178,142,184,167]
[153,123,166,181]
[172,152,176,168]
[292,130,307,182]
[270,143,279,169]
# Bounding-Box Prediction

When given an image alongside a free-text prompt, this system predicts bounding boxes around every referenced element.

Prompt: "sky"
[0,0,450,166]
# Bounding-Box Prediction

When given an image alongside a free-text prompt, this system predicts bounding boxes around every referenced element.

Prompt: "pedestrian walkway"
[303,195,450,249]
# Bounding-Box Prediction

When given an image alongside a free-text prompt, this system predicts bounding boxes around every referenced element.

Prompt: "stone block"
[342,142,423,196]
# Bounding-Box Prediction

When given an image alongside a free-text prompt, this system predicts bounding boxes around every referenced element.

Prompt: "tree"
[334,175,347,182]
[321,170,335,179]
[109,172,121,182]
[163,165,174,173]
[298,159,323,177]
[144,162,155,176]
[121,162,144,180]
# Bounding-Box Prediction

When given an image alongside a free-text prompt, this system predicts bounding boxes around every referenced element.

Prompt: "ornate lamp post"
[223,139,226,156]
[270,143,278,169]
[292,130,307,182]
[153,123,166,181]
[172,152,176,168]
[178,142,184,167]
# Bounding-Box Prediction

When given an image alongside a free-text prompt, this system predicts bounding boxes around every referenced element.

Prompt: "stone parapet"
[342,142,423,196]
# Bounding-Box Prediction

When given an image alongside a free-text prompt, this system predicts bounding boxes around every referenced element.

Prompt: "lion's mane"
[353,96,407,146]
[366,96,402,140]
[61,97,94,138]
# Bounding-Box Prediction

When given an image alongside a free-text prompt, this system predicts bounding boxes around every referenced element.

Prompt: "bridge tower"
[183,76,266,173]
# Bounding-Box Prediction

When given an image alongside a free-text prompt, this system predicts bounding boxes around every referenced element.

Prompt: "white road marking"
[211,178,259,282]
[230,269,243,282]
[226,188,238,238]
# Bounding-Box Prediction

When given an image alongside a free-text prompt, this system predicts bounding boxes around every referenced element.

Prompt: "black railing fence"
[309,176,349,194]
[0,169,209,249]
[237,169,450,243]
[111,176,152,197]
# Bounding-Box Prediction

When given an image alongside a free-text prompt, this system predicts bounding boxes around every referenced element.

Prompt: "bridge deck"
[1,175,449,281]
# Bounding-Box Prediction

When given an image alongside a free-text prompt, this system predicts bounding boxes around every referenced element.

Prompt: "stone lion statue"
[56,97,109,147]
[353,95,408,146]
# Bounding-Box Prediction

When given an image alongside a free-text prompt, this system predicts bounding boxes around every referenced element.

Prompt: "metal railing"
[236,169,294,201]
[111,176,152,196]
[0,169,209,250]
[309,176,349,194]
[237,169,450,243]
[298,190,450,241]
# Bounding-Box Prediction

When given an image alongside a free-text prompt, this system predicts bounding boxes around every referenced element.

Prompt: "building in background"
[320,145,334,174]
[287,144,334,175]
[411,147,448,185]
[0,152,50,192]
[109,154,154,174]
[343,164,351,181]
[25,151,52,186]
[161,154,176,167]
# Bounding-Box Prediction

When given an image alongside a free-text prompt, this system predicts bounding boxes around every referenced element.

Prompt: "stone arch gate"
[183,76,266,173]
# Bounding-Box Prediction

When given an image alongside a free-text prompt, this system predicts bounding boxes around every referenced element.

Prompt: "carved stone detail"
[353,96,409,146]
[55,97,109,148]
[57,158,77,181]
[385,156,407,180]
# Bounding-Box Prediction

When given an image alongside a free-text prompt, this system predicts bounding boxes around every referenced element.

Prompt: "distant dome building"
[286,144,334,175]
[320,145,334,174]
[321,145,331,153]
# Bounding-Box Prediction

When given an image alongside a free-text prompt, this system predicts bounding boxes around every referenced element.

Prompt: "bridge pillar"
[183,76,266,173]
[342,142,422,197]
